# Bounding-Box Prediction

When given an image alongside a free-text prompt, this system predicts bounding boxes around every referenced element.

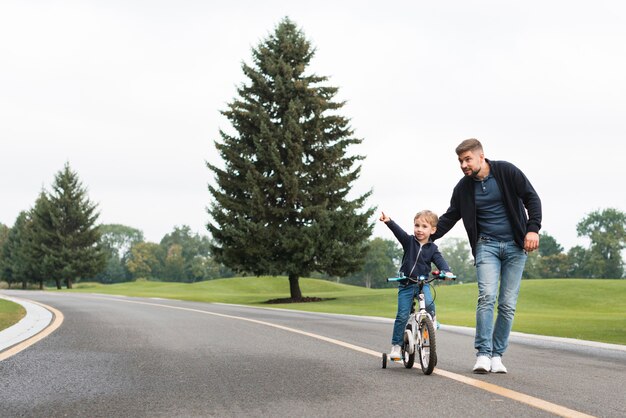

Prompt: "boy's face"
[414,216,436,243]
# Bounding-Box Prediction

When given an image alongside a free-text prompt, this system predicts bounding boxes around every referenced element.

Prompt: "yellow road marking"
[433,369,595,418]
[10,294,597,417]
[0,300,64,361]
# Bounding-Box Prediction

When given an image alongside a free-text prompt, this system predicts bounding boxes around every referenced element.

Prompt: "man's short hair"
[414,210,439,227]
[456,138,483,155]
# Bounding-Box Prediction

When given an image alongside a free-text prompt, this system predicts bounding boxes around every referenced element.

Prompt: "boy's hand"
[379,212,390,223]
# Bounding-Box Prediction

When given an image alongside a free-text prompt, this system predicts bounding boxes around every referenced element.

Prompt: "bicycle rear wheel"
[418,317,437,375]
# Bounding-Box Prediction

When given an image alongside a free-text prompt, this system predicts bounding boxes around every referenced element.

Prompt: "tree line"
[523,208,626,280]
[0,162,624,290]
[95,224,234,284]
[0,163,235,289]
[347,211,626,289]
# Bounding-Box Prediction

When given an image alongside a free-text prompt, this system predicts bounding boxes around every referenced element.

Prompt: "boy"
[380,210,453,361]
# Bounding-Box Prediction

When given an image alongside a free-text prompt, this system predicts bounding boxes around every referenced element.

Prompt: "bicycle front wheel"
[402,328,415,369]
[418,317,437,375]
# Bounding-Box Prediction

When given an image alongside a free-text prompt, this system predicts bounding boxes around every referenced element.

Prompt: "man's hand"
[524,231,539,252]
[379,211,390,223]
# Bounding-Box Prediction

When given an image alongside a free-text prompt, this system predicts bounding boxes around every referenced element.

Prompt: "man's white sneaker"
[389,345,402,361]
[472,355,491,374]
[491,356,508,373]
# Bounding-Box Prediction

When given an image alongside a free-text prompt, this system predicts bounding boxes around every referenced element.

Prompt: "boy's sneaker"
[433,315,440,330]
[490,356,508,373]
[389,345,402,361]
[472,355,491,374]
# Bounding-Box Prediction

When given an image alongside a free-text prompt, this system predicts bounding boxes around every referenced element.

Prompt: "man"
[431,139,542,374]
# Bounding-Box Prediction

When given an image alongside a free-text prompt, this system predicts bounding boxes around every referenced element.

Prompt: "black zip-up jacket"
[385,220,450,278]
[431,159,542,257]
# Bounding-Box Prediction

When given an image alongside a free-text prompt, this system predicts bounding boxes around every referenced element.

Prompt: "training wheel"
[382,353,387,369]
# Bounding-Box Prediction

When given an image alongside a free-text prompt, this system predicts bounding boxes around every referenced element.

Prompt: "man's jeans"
[475,237,527,357]
[391,282,435,345]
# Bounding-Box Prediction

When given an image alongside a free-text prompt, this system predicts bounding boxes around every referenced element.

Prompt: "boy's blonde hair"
[414,210,439,227]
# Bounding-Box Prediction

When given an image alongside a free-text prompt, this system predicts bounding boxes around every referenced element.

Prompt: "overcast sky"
[1,1,625,252]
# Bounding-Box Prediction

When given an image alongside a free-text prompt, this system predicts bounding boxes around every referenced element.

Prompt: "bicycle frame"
[404,282,432,355]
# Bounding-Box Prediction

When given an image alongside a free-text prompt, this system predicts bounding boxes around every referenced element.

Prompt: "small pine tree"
[33,163,106,288]
[207,18,374,300]
[0,209,46,289]
[2,212,29,288]
[0,223,9,284]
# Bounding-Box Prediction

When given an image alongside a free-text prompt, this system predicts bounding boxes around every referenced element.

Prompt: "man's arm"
[432,192,462,242]
[511,165,542,251]
[509,163,542,233]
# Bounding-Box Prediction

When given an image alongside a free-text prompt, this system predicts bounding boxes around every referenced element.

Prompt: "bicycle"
[381,270,456,375]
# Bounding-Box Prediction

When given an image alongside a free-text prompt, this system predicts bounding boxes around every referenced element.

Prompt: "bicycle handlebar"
[387,270,457,283]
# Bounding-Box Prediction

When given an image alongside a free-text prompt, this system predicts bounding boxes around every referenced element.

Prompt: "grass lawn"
[61,277,626,346]
[0,299,27,331]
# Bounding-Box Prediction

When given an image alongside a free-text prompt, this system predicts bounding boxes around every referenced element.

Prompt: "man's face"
[458,149,484,177]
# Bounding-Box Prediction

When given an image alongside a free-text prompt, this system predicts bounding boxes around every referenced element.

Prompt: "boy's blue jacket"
[385,220,450,278]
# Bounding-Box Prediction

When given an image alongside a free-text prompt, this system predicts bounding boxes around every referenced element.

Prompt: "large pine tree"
[33,163,106,289]
[207,18,374,300]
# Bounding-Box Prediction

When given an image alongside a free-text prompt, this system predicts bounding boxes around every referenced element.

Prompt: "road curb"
[440,323,626,353]
[0,293,53,352]
[216,302,626,353]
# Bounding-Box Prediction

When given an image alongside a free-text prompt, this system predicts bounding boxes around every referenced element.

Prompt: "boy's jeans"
[391,282,435,345]
[475,237,527,357]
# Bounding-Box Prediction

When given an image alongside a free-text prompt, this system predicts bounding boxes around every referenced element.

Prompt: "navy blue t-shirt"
[474,174,514,241]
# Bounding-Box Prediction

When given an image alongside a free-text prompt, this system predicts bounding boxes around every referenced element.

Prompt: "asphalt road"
[1,291,625,417]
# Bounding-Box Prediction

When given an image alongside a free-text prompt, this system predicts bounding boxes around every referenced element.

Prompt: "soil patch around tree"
[264,297,336,304]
